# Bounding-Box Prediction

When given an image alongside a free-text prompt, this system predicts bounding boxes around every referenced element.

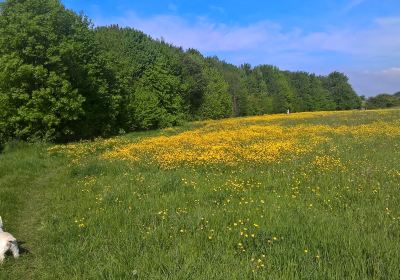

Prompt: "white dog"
[0,216,19,264]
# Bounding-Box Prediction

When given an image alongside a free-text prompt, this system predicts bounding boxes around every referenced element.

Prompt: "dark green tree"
[321,72,361,110]
[308,74,335,111]
[239,65,273,115]
[366,93,400,109]
[180,50,207,118]
[0,0,121,142]
[255,65,294,113]
[197,66,232,119]
[128,58,185,129]
[207,57,248,116]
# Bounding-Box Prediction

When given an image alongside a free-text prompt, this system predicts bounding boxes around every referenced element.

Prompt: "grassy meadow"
[1,109,400,279]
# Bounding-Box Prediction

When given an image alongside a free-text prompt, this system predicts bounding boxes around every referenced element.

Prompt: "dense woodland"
[0,0,363,145]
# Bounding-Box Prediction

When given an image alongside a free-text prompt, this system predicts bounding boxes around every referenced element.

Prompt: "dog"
[0,216,19,264]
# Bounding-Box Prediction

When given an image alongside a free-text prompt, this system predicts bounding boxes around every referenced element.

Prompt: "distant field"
[1,109,400,279]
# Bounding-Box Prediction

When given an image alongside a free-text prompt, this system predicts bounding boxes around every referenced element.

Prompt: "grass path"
[6,176,47,280]
[0,144,67,279]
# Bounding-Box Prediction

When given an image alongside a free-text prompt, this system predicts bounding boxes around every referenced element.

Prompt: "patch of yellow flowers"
[102,111,400,168]
[49,110,400,169]
[312,155,346,171]
[102,123,314,168]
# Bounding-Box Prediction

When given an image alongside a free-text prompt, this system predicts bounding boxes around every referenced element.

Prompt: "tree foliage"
[366,93,400,109]
[320,72,361,110]
[0,0,121,142]
[196,66,231,119]
[128,58,185,129]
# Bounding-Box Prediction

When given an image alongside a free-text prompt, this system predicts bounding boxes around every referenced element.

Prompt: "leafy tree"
[180,50,207,118]
[285,71,311,112]
[197,66,232,119]
[308,74,335,111]
[284,72,334,112]
[207,57,248,116]
[321,72,361,110]
[128,58,185,129]
[245,93,273,115]
[366,93,400,109]
[239,65,273,115]
[255,65,294,113]
[0,0,121,142]
[94,26,196,125]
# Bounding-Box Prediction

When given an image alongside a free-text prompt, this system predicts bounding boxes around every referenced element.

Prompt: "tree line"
[0,0,362,145]
[364,92,400,109]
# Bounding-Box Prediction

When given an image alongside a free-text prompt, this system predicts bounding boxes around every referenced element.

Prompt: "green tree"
[256,65,294,113]
[0,0,121,142]
[128,58,185,129]
[308,74,335,111]
[321,72,361,110]
[197,67,232,119]
[239,65,273,115]
[207,57,251,116]
[285,71,311,112]
[180,50,207,118]
[366,93,400,109]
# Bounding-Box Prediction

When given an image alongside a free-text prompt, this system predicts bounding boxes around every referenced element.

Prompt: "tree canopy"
[0,0,122,142]
[366,93,400,109]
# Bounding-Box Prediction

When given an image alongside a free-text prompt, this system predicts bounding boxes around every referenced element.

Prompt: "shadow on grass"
[4,241,30,257]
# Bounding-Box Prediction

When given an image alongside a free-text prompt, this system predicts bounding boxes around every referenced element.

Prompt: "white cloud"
[374,16,400,26]
[381,67,400,76]
[348,68,400,96]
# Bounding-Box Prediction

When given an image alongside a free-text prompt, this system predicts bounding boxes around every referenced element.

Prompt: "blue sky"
[62,0,400,96]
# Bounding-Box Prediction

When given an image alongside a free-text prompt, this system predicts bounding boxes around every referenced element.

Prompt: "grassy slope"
[0,109,399,279]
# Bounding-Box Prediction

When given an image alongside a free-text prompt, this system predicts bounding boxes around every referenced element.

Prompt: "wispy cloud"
[374,16,400,26]
[209,5,225,14]
[381,67,400,76]
[343,0,366,13]
[348,68,400,96]
[94,12,283,52]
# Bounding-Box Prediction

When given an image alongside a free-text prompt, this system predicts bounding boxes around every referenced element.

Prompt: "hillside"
[1,109,399,279]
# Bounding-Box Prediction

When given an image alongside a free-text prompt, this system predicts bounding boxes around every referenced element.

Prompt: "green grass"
[1,109,400,279]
